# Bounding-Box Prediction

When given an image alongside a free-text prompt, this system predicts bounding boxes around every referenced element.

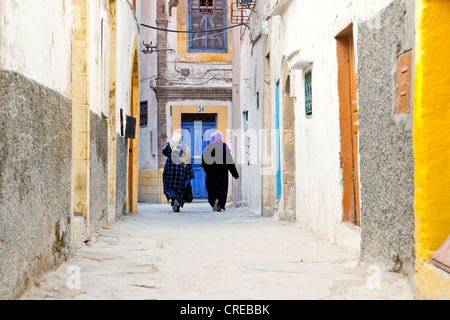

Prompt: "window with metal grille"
[140,101,148,127]
[120,109,124,136]
[305,70,313,119]
[188,0,228,53]
[243,110,248,131]
[182,113,216,123]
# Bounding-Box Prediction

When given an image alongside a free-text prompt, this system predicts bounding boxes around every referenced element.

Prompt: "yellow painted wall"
[176,1,233,63]
[171,105,228,144]
[127,35,140,214]
[107,0,117,223]
[414,0,450,299]
[72,0,90,216]
[138,169,165,204]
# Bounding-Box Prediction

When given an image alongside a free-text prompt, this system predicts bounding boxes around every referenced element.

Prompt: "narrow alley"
[20,202,413,300]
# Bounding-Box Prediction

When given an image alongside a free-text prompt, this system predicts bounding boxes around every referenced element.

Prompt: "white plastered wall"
[139,0,158,170]
[0,0,73,97]
[269,0,394,249]
[116,0,140,136]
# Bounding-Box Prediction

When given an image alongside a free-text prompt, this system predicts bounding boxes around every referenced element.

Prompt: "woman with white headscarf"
[162,133,194,212]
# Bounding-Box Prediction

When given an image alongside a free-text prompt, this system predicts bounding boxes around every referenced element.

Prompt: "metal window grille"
[243,110,249,131]
[188,0,228,53]
[140,101,148,127]
[305,70,312,119]
[231,0,255,24]
[181,113,216,123]
[120,109,124,136]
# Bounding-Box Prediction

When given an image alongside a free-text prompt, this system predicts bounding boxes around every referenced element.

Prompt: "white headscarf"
[169,133,182,149]
[169,133,190,164]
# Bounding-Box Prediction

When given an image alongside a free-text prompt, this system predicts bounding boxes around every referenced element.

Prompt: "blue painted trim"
[275,79,282,200]
[305,70,313,119]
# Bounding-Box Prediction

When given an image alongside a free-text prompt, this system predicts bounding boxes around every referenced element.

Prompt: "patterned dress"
[162,143,195,207]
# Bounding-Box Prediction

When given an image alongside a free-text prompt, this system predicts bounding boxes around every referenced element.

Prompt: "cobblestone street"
[21,202,413,300]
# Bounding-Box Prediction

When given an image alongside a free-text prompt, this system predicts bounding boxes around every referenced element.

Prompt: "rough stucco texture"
[0,69,72,299]
[89,111,108,231]
[115,134,128,219]
[357,0,415,279]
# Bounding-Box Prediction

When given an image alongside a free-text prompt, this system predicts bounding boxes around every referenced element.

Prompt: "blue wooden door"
[181,121,216,199]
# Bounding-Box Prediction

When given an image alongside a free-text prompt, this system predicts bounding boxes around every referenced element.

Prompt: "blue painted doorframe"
[182,120,217,199]
[275,79,282,200]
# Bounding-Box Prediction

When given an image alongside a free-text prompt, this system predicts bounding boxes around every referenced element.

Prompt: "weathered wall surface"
[233,0,266,213]
[139,0,158,171]
[116,135,128,219]
[0,0,73,300]
[115,0,140,211]
[0,69,72,300]
[0,0,73,98]
[265,0,394,248]
[116,0,140,133]
[357,0,415,280]
[89,111,109,231]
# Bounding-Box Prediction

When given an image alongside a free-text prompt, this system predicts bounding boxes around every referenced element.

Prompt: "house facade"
[235,0,449,299]
[0,0,141,299]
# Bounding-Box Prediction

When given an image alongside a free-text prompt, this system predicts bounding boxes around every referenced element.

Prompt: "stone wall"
[138,169,165,203]
[89,111,109,230]
[0,69,72,299]
[357,0,415,281]
[115,134,128,219]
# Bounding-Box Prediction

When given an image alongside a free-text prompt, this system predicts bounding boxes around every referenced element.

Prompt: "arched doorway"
[127,36,140,214]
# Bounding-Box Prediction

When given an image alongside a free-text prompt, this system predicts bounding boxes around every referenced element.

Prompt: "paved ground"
[20,202,414,300]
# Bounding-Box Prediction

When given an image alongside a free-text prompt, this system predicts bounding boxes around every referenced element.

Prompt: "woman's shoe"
[217,205,221,212]
[213,199,219,211]
[173,199,180,212]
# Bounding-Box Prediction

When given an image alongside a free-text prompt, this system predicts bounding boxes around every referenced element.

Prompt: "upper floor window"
[305,70,313,119]
[140,101,148,127]
[188,0,228,53]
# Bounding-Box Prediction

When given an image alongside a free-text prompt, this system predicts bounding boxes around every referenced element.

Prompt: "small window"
[256,92,260,109]
[305,70,312,119]
[140,101,148,127]
[120,109,124,137]
[150,130,156,156]
[188,0,228,53]
[243,110,249,131]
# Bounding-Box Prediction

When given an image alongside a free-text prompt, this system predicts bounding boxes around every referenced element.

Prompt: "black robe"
[202,143,239,208]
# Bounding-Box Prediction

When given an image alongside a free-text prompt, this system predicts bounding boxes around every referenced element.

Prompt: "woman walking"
[202,131,239,212]
[162,133,195,212]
